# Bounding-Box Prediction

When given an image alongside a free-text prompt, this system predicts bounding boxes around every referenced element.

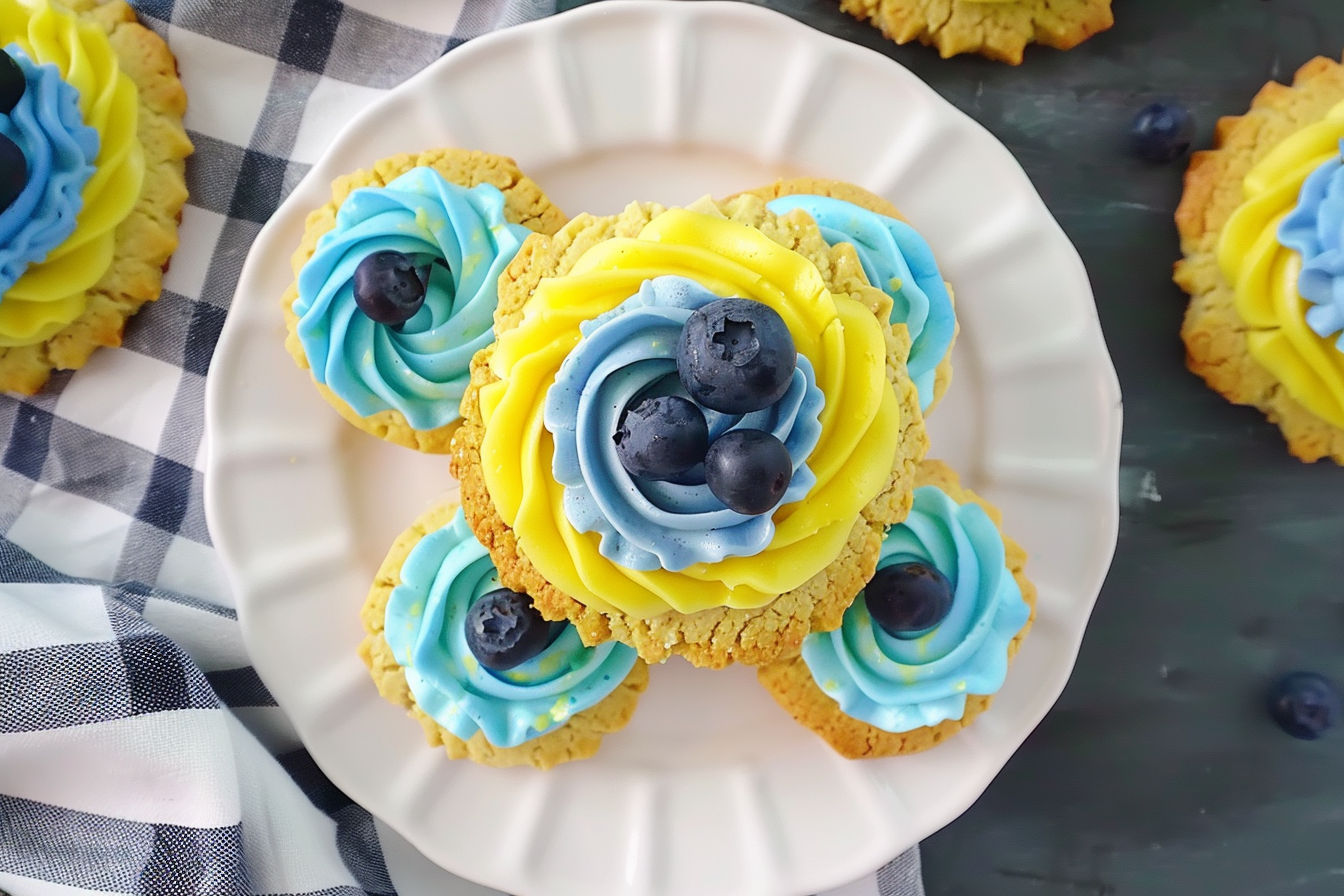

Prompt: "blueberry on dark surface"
[0,134,24,215]
[352,250,429,328]
[0,52,22,115]
[704,428,792,515]
[464,588,557,672]
[1267,671,1341,740]
[864,561,954,639]
[614,394,709,481]
[1128,102,1195,163]
[676,297,797,414]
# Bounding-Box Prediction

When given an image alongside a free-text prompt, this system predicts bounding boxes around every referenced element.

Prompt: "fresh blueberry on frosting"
[613,394,709,481]
[464,588,559,671]
[0,51,22,114]
[1268,671,1341,740]
[0,133,24,213]
[676,297,797,414]
[352,249,428,329]
[704,428,793,515]
[865,561,954,638]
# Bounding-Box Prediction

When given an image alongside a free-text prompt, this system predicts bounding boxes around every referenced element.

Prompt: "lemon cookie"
[0,0,192,394]
[283,148,566,452]
[757,459,1035,758]
[453,193,928,669]
[1174,54,1344,463]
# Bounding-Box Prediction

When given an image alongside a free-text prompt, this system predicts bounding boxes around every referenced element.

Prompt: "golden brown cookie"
[735,177,958,413]
[839,0,1113,65]
[282,148,567,453]
[452,194,928,669]
[0,0,192,395]
[757,459,1036,758]
[359,500,649,770]
[1174,55,1344,464]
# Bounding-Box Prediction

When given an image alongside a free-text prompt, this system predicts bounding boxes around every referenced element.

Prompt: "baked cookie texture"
[453,194,929,669]
[839,0,1113,65]
[0,0,192,394]
[1174,55,1344,463]
[736,177,958,413]
[282,148,567,453]
[757,459,1036,758]
[358,501,649,770]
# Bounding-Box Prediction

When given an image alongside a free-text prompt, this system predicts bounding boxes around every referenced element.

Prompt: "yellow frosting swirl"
[0,0,144,347]
[479,208,902,618]
[1218,100,1344,427]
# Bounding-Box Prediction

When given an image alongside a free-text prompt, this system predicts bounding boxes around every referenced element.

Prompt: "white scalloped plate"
[204,4,1121,895]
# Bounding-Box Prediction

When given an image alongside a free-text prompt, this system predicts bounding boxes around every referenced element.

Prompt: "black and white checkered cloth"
[0,2,925,894]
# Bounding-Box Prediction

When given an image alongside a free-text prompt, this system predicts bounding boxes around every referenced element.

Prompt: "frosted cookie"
[1174,55,1344,464]
[740,178,957,414]
[839,0,1113,65]
[359,501,648,770]
[757,459,1035,758]
[453,194,928,668]
[282,148,566,453]
[0,0,192,395]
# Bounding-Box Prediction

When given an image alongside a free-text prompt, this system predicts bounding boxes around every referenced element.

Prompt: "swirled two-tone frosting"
[801,484,1029,732]
[293,167,530,430]
[766,195,955,411]
[479,206,903,618]
[544,275,825,572]
[1218,100,1344,427]
[383,508,638,748]
[0,0,144,347]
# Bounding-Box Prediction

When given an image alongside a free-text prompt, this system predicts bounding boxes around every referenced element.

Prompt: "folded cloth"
[0,2,925,894]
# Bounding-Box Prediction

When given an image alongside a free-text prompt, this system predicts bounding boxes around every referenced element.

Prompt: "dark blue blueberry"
[0,134,24,214]
[1129,102,1195,164]
[676,297,797,414]
[464,588,558,672]
[352,250,429,328]
[865,561,954,639]
[614,394,709,481]
[704,428,792,515]
[0,52,22,116]
[1267,671,1341,740]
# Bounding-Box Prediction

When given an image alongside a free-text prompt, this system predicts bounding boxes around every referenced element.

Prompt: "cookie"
[738,177,958,414]
[282,148,566,453]
[359,500,648,770]
[0,0,192,395]
[1174,55,1344,464]
[839,0,1113,65]
[757,459,1036,758]
[453,193,928,668]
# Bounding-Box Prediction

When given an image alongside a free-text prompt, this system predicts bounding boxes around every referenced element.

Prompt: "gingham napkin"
[0,2,926,894]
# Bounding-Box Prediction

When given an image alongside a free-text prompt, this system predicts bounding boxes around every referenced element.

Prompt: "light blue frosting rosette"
[0,46,99,294]
[292,167,530,430]
[542,275,826,572]
[1278,141,1344,345]
[383,508,638,749]
[766,194,955,411]
[801,484,1030,733]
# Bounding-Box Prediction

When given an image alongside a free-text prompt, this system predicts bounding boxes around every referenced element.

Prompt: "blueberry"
[0,134,24,215]
[614,395,709,480]
[352,250,429,328]
[0,52,22,115]
[1267,671,1341,740]
[676,297,797,414]
[704,428,792,515]
[1129,102,1195,163]
[864,561,954,639]
[464,588,559,672]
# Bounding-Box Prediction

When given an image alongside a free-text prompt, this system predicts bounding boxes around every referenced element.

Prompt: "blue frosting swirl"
[800,484,1030,732]
[0,46,99,294]
[293,167,530,431]
[383,508,638,749]
[1279,141,1344,345]
[542,276,825,572]
[766,194,954,411]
